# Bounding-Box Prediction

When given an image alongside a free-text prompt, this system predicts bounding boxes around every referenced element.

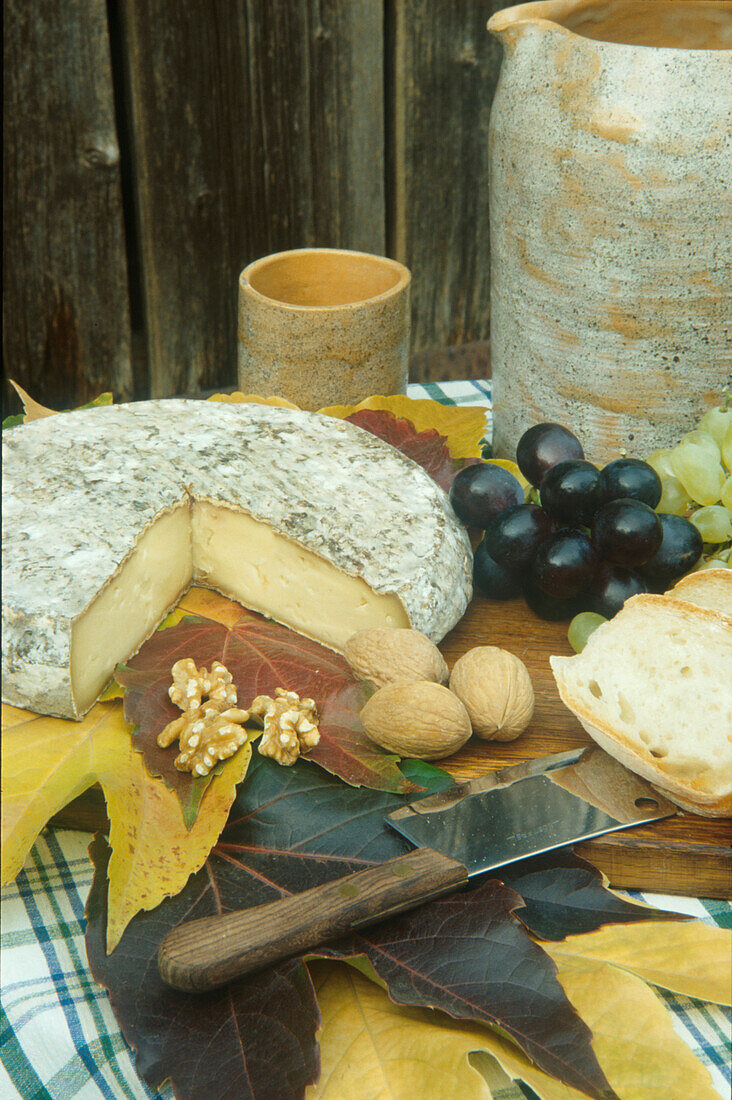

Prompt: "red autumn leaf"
[345,408,468,491]
[86,755,618,1100]
[116,611,417,818]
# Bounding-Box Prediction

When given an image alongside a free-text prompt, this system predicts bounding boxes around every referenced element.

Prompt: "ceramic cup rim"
[240,248,411,313]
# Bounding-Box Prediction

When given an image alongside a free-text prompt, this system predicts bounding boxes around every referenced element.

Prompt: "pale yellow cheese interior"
[70,504,193,712]
[191,501,409,650]
[70,500,409,715]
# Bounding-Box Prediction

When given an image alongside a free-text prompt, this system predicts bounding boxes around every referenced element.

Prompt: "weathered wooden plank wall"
[3,1,510,408]
[3,0,132,408]
[390,0,507,351]
[120,0,384,397]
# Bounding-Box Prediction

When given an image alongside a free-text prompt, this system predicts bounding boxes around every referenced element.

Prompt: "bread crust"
[670,569,732,620]
[550,594,732,819]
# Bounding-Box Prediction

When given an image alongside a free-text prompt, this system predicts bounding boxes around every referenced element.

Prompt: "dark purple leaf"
[87,755,618,1100]
[318,879,617,1099]
[85,834,320,1100]
[499,850,688,940]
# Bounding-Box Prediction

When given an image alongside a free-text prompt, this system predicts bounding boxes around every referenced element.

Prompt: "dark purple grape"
[637,513,704,589]
[449,463,524,528]
[539,460,602,526]
[587,562,648,618]
[522,574,584,622]
[473,539,523,599]
[592,498,663,567]
[598,458,662,509]
[483,504,555,568]
[532,530,597,599]
[516,423,584,488]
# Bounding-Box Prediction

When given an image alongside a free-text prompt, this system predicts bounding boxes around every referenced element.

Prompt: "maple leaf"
[308,961,490,1099]
[312,956,723,1100]
[317,393,488,460]
[548,920,732,1006]
[0,700,252,951]
[86,754,617,1100]
[343,408,466,490]
[85,834,321,1100]
[471,952,722,1100]
[7,379,58,420]
[315,880,616,1099]
[4,380,113,427]
[116,591,416,802]
[499,850,686,940]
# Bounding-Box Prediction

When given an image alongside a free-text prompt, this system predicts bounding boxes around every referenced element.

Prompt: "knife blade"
[157,746,675,992]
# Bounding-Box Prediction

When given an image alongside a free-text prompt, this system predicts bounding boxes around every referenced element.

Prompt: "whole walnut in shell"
[344,627,448,689]
[360,682,471,760]
[449,646,534,741]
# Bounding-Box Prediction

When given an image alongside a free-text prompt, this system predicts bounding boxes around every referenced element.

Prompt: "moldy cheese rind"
[2,400,473,719]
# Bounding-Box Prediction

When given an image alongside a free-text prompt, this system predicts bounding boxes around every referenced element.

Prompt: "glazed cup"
[238,248,411,409]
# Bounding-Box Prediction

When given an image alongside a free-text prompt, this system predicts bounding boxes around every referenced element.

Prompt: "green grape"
[646,448,676,479]
[689,505,732,543]
[694,557,731,571]
[655,475,691,516]
[722,476,732,511]
[698,405,732,448]
[723,422,732,472]
[712,546,732,563]
[680,430,721,461]
[670,443,726,505]
[568,612,607,654]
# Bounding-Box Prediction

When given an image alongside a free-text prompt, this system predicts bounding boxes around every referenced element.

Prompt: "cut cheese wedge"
[2,400,473,719]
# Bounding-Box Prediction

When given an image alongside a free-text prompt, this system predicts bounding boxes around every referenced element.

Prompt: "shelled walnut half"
[158,706,251,776]
[250,689,320,766]
[158,657,249,776]
[168,657,237,712]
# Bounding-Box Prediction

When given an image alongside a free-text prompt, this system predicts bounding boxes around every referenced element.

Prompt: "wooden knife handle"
[158,847,468,992]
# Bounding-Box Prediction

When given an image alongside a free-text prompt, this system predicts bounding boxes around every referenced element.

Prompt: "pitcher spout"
[488,0,577,49]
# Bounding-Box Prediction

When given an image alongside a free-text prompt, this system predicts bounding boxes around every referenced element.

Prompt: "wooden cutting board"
[51,592,732,898]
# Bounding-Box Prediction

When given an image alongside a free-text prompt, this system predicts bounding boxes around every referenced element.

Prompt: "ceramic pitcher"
[487,0,732,461]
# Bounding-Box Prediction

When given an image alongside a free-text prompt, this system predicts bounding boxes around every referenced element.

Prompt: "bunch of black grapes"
[449,423,703,622]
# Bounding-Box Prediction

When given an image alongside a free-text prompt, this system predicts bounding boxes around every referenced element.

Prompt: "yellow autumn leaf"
[548,921,732,1006]
[318,394,488,459]
[98,680,125,702]
[470,952,721,1100]
[307,961,490,1100]
[177,584,254,628]
[1,700,251,952]
[7,382,113,421]
[8,380,57,420]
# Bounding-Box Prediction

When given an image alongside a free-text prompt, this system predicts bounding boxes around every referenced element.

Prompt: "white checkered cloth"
[2,381,730,1099]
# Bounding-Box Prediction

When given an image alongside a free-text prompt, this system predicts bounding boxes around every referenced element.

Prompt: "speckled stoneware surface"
[238,248,411,410]
[488,0,732,462]
[2,400,472,718]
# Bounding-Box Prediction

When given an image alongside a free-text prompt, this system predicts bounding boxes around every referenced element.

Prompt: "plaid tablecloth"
[2,380,730,1100]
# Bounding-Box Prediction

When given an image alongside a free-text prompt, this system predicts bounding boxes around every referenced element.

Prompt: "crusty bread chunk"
[670,568,732,619]
[550,594,732,817]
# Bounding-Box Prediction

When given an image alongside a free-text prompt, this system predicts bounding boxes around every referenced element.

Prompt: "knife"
[157,746,675,992]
